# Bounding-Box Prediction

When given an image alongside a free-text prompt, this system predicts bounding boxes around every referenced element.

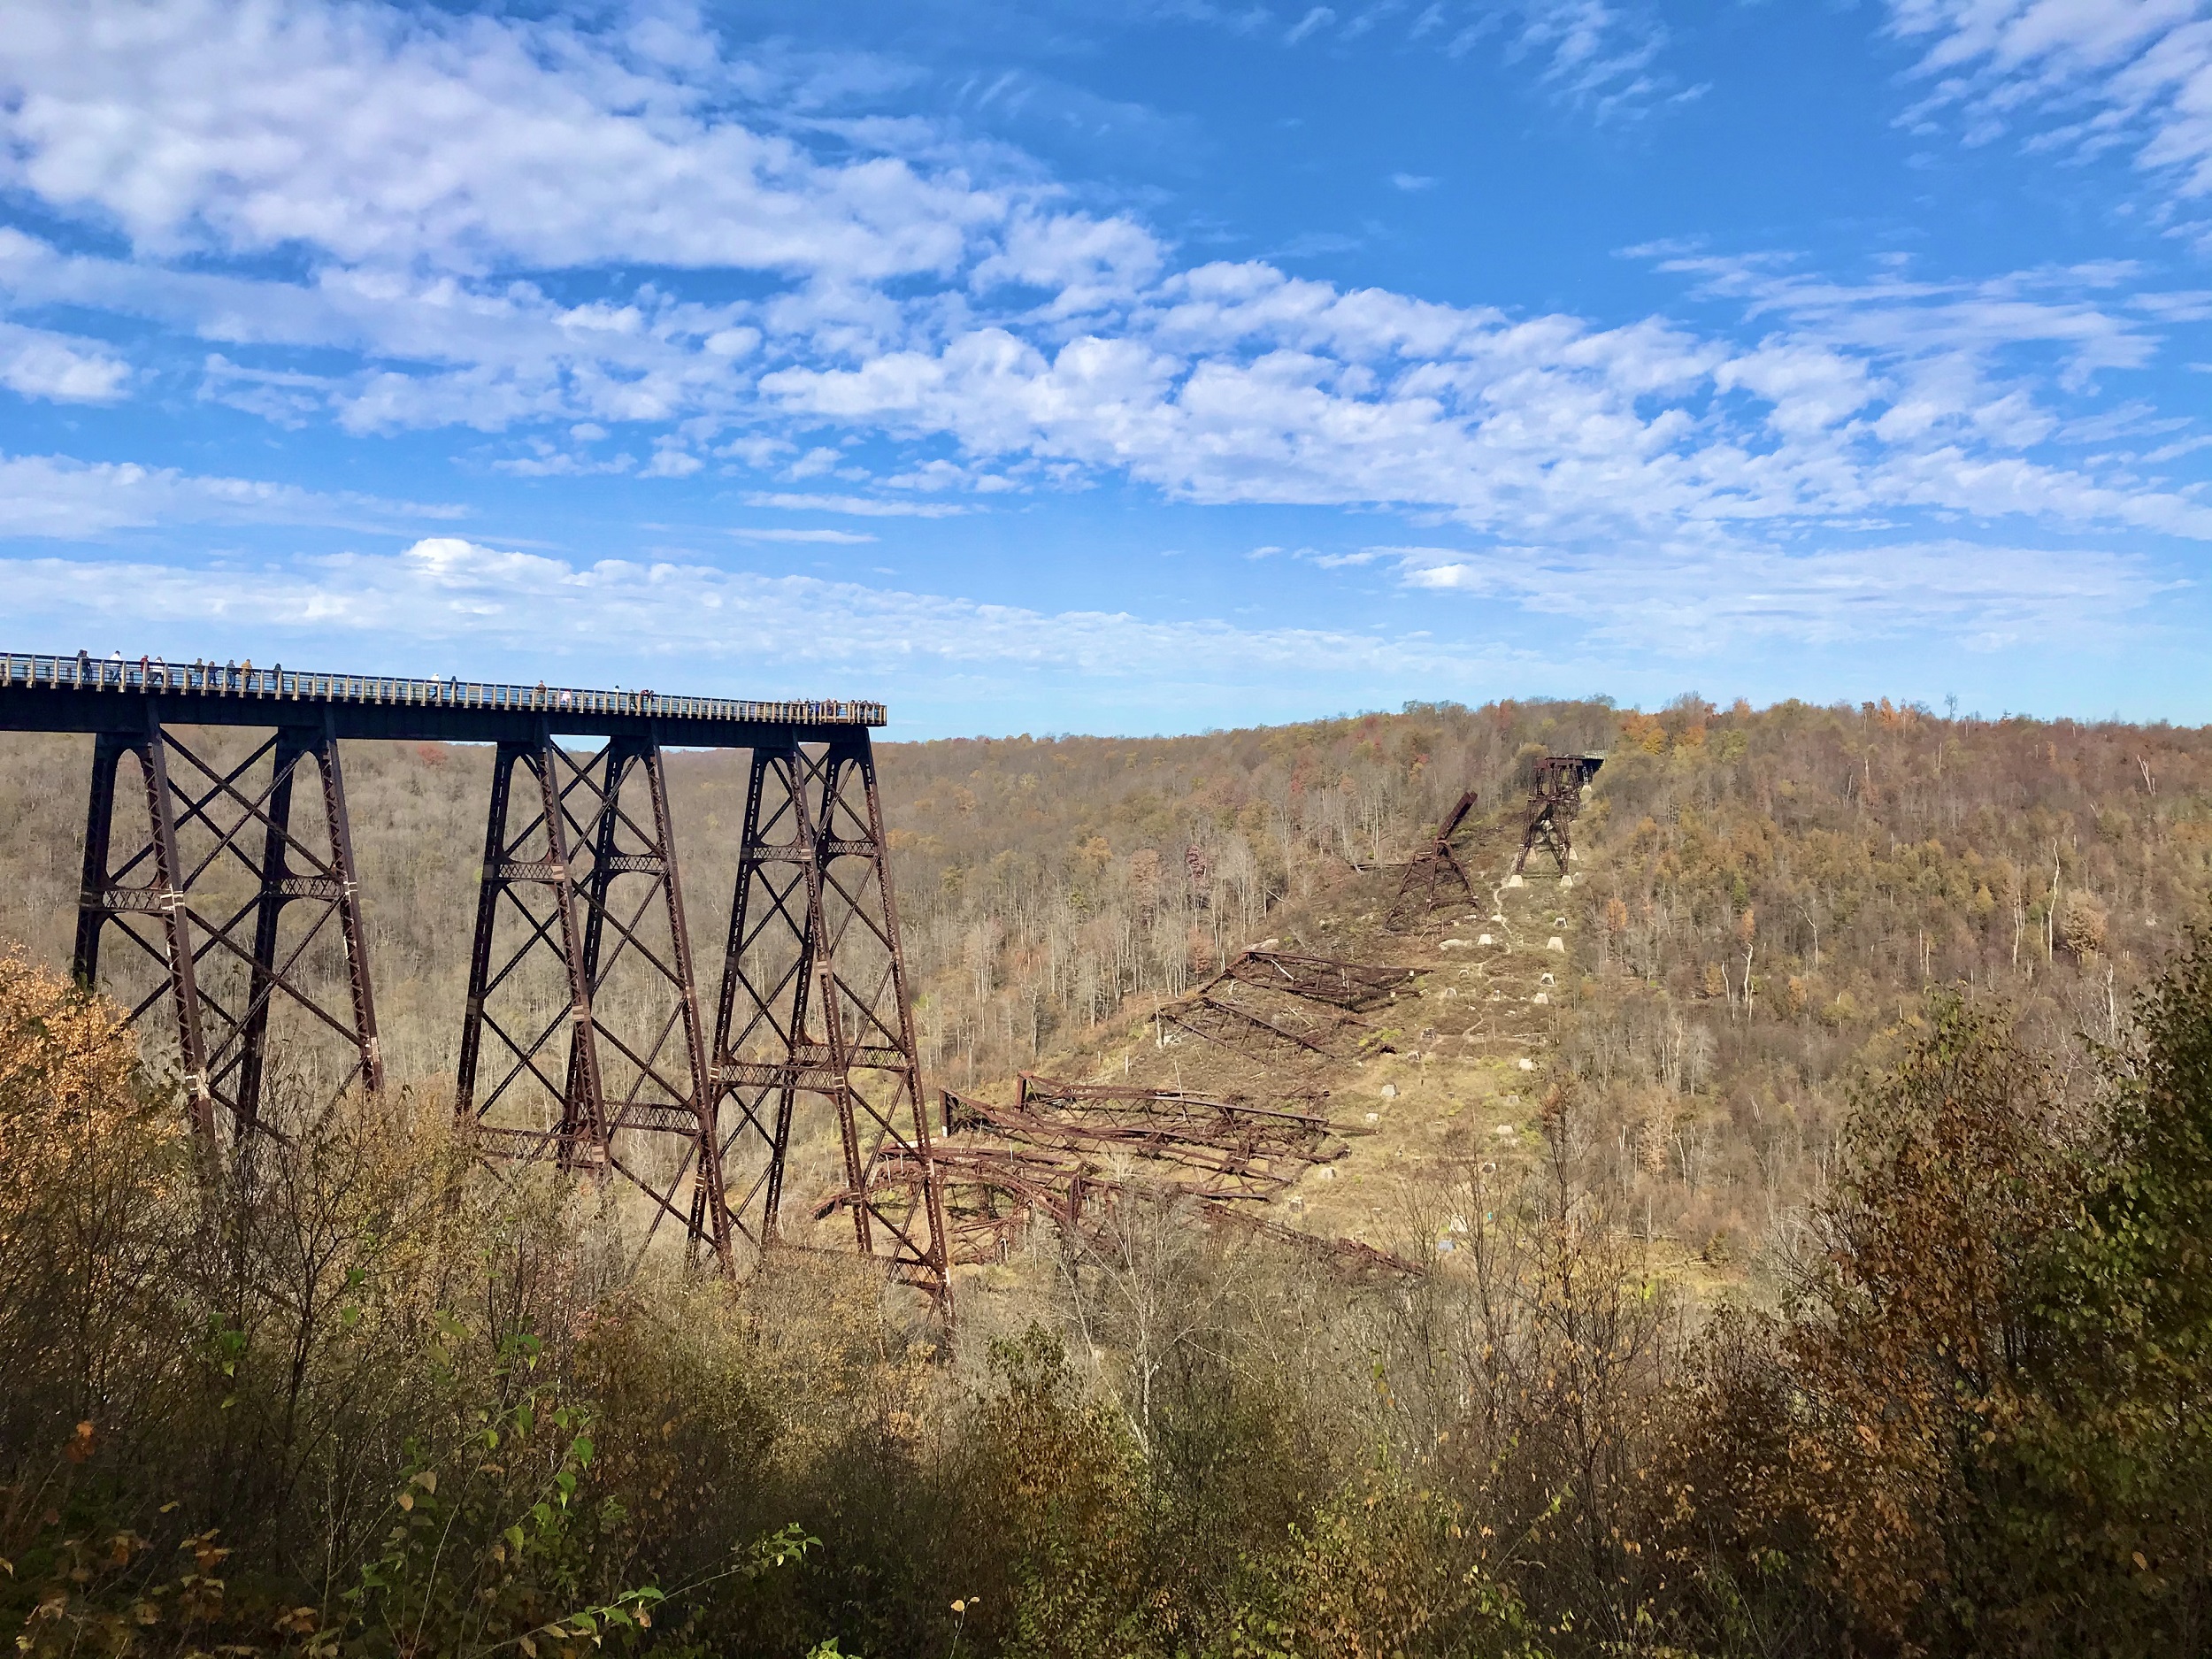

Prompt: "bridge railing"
[1,650,886,727]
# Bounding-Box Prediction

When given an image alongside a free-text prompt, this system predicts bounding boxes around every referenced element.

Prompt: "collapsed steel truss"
[1211,947,1413,1011]
[6,651,948,1311]
[1158,956,1409,1061]
[876,1085,1411,1277]
[1392,788,1480,926]
[1511,756,1605,876]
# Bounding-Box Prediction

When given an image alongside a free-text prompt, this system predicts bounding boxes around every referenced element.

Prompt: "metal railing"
[2,650,886,726]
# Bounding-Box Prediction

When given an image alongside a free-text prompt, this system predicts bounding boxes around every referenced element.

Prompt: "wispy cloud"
[742,492,976,518]
[728,526,879,543]
[1890,1,2212,210]
[0,537,1470,681]
[1377,536,2173,650]
[0,451,468,539]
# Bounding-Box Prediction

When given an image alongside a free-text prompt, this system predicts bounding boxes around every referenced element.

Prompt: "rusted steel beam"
[1390,787,1480,926]
[709,736,949,1311]
[1158,989,1368,1057]
[945,1086,1343,1198]
[1015,1073,1333,1131]
[1,649,884,744]
[1211,948,1412,1011]
[73,711,380,1156]
[854,1140,1421,1278]
[1512,755,1605,877]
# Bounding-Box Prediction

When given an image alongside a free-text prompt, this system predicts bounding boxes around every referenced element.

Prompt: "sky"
[4,0,2212,737]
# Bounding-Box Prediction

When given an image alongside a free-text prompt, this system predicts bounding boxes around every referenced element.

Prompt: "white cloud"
[0,0,2199,559]
[1380,536,2170,649]
[762,259,2212,539]
[2,527,2156,672]
[0,536,1465,680]
[1891,1,2212,201]
[743,491,976,517]
[0,0,1004,280]
[0,451,467,538]
[0,321,131,402]
[729,526,879,543]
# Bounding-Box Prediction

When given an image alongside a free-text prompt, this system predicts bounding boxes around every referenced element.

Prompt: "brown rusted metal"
[23,650,935,1303]
[949,1078,1346,1198]
[455,736,608,1171]
[710,736,949,1311]
[861,1126,1417,1278]
[1512,756,1605,876]
[1158,987,1370,1057]
[1210,948,1412,1010]
[457,736,730,1271]
[1391,787,1480,926]
[73,710,380,1156]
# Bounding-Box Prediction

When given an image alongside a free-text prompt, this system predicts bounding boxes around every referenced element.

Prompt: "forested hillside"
[2,695,2207,1266]
[3,696,2210,1656]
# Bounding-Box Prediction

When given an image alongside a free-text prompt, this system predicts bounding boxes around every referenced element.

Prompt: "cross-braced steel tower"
[1,651,949,1312]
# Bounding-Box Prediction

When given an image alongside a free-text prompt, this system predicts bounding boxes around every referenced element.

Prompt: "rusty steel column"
[72,729,127,992]
[234,720,382,1130]
[73,710,381,1156]
[315,723,384,1100]
[566,739,728,1272]
[134,717,214,1147]
[709,734,949,1310]
[74,718,216,1148]
[1511,757,1603,877]
[455,735,726,1271]
[455,735,607,1171]
[634,741,730,1271]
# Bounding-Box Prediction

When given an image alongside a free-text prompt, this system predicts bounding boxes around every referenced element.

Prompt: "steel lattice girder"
[1512,756,1604,875]
[1211,948,1413,1010]
[866,1131,1420,1277]
[710,737,949,1310]
[73,710,381,1155]
[944,1083,1343,1198]
[456,735,730,1271]
[1157,983,1373,1057]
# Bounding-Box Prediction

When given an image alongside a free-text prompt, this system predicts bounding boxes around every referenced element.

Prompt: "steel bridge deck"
[1,650,883,745]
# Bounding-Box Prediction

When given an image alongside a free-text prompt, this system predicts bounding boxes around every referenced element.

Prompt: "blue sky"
[4,0,2212,736]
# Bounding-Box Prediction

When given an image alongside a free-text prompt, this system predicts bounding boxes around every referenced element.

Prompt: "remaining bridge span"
[0,650,949,1311]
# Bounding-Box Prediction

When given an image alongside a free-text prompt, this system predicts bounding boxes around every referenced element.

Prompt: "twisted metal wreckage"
[850,945,1426,1279]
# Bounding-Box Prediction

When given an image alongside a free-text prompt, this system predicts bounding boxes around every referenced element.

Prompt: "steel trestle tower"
[1,651,949,1311]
